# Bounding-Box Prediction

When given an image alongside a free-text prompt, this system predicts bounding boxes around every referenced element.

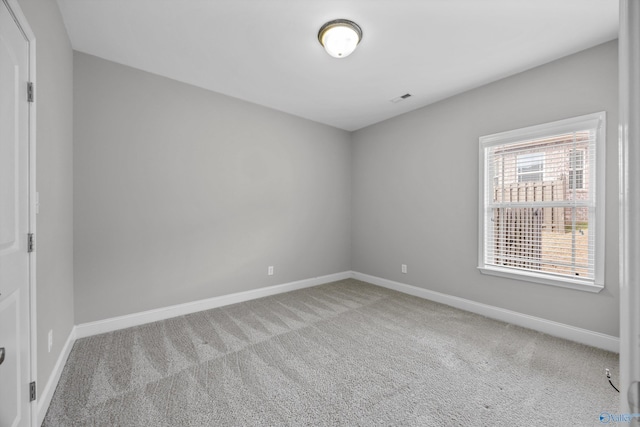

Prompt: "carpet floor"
[43,279,618,426]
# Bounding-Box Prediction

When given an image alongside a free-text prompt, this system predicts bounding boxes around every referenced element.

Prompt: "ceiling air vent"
[390,93,412,103]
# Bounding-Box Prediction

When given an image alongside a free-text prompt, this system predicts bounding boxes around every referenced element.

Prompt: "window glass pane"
[487,207,592,280]
[489,131,592,203]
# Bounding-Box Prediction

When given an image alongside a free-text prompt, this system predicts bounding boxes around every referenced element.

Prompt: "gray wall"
[352,41,619,336]
[73,52,352,323]
[17,0,75,389]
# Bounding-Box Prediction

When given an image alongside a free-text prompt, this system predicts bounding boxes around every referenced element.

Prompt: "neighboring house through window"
[478,112,606,292]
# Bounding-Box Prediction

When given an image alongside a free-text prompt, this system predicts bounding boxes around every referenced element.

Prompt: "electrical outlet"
[48,329,53,352]
[268,266,274,276]
[401,264,407,274]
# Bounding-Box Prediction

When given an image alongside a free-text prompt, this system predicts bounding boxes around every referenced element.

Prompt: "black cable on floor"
[609,379,620,393]
[606,369,620,393]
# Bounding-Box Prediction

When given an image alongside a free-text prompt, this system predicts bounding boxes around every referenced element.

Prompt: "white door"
[0,1,32,426]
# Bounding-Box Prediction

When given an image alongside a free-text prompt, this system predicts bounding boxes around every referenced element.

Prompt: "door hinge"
[27,233,35,253]
[27,82,34,103]
[30,381,36,402]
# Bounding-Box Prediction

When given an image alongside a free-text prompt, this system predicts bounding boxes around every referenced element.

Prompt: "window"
[478,112,605,292]
[517,152,544,182]
[569,149,585,189]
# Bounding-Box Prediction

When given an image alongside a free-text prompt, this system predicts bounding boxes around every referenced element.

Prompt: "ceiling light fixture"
[318,19,362,59]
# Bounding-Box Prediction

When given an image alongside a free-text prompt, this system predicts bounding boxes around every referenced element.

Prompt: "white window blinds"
[478,112,605,292]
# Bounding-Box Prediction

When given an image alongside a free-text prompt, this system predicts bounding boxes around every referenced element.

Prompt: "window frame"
[477,112,606,293]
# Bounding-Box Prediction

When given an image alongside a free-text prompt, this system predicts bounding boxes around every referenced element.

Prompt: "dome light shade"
[318,19,362,58]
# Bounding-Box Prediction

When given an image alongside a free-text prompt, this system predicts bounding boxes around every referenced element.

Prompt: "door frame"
[619,0,640,415]
[3,0,37,425]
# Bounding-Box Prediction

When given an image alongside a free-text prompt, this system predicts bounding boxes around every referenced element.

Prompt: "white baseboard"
[75,271,352,339]
[352,271,619,353]
[37,325,76,426]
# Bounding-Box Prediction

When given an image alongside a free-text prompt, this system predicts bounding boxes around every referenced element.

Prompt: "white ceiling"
[56,0,618,131]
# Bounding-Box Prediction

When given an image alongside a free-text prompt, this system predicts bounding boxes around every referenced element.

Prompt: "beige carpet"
[43,279,618,426]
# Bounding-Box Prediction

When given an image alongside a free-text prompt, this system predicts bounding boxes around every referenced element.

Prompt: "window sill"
[478,265,604,293]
